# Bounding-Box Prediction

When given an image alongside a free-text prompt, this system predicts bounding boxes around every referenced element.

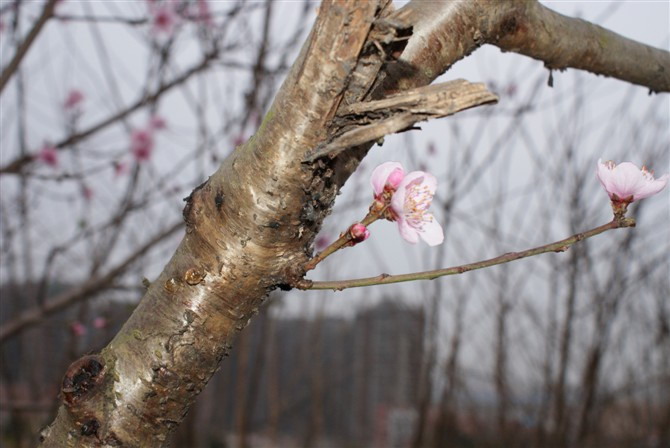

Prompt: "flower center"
[404,183,434,228]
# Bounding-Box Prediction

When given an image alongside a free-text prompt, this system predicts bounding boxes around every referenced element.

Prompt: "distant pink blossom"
[36,144,59,167]
[93,317,107,329]
[131,128,154,161]
[315,235,330,251]
[195,0,213,26]
[371,162,444,246]
[233,134,247,147]
[64,89,84,110]
[82,185,94,201]
[70,321,87,337]
[114,160,129,177]
[596,159,668,203]
[148,115,167,130]
[152,5,177,35]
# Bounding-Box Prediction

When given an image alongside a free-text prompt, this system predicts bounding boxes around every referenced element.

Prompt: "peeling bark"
[39,1,390,445]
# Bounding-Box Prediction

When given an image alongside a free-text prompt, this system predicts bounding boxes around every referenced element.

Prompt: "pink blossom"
[70,321,87,337]
[152,5,177,35]
[63,89,84,110]
[148,115,167,130]
[371,162,444,246]
[371,161,405,198]
[349,223,370,244]
[82,185,94,201]
[36,144,59,167]
[315,235,330,251]
[93,317,107,329]
[195,0,213,26]
[390,171,444,246]
[130,128,154,162]
[596,159,668,203]
[114,161,129,177]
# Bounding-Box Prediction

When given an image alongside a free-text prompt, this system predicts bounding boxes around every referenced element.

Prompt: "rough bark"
[39,1,391,445]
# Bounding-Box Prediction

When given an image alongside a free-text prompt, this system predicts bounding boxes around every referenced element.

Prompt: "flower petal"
[596,159,616,196]
[633,173,669,200]
[397,218,419,244]
[418,215,444,246]
[370,161,404,196]
[609,162,645,199]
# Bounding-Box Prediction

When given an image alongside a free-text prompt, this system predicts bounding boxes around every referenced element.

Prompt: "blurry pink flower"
[93,317,107,329]
[64,89,84,110]
[371,161,405,198]
[349,223,370,244]
[148,115,167,130]
[195,0,213,26]
[70,321,87,337]
[152,5,177,35]
[315,235,330,251]
[233,134,247,147]
[114,160,129,177]
[82,185,94,201]
[390,171,444,246]
[596,159,668,203]
[131,128,154,161]
[36,144,59,167]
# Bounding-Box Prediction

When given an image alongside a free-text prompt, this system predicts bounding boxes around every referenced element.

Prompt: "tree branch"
[39,1,389,445]
[299,217,636,291]
[0,51,218,175]
[0,222,182,343]
[388,0,670,94]
[487,0,670,92]
[0,0,58,94]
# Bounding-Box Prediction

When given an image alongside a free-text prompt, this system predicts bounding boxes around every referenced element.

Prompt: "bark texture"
[39,1,390,445]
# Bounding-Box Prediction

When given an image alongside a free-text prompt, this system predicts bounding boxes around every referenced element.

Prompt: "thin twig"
[0,0,58,94]
[304,209,383,272]
[299,217,636,291]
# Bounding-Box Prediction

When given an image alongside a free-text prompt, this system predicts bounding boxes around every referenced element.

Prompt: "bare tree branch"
[488,0,670,92]
[0,0,58,94]
[388,0,670,93]
[0,51,218,175]
[0,222,182,343]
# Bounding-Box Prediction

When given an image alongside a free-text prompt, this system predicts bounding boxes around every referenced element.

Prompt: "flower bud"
[349,223,370,244]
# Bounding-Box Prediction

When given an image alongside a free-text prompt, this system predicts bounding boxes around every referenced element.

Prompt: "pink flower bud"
[70,321,87,337]
[148,115,167,130]
[36,144,58,167]
[349,223,370,244]
[130,128,154,162]
[93,317,107,329]
[64,89,84,110]
[82,185,94,201]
